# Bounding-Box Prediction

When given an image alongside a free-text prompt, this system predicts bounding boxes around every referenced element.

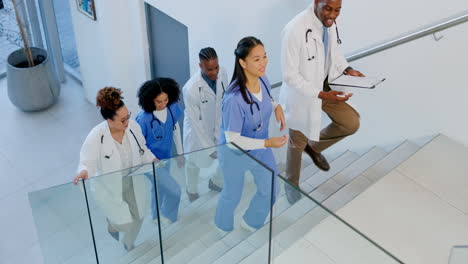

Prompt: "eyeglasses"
[119,112,131,124]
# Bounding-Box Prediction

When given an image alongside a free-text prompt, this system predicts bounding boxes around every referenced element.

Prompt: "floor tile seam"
[0,144,74,185]
[21,158,78,190]
[301,235,340,264]
[395,168,468,218]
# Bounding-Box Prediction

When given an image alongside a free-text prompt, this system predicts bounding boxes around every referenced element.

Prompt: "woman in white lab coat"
[183,47,228,201]
[74,87,155,251]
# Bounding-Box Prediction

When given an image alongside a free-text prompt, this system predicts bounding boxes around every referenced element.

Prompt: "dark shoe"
[285,183,301,205]
[107,220,119,241]
[186,190,199,202]
[108,230,119,241]
[304,145,330,171]
[208,179,222,192]
[124,244,134,251]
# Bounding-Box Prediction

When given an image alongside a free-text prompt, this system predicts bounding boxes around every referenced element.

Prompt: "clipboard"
[329,74,386,89]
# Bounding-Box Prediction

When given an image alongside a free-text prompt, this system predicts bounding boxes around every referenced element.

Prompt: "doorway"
[145,4,190,100]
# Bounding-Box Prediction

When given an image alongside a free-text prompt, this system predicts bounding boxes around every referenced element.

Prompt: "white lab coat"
[182,68,228,166]
[279,4,351,141]
[78,120,155,225]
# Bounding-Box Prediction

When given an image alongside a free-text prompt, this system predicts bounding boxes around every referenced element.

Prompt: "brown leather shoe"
[304,144,330,171]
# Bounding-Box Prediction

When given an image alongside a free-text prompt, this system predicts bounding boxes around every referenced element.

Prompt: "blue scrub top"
[219,77,273,157]
[136,103,182,159]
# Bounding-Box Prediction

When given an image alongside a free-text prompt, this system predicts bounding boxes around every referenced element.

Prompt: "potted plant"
[2,0,60,111]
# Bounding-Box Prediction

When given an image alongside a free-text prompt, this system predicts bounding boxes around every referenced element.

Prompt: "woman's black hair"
[230,36,263,104]
[199,47,218,61]
[96,87,125,120]
[137,77,180,113]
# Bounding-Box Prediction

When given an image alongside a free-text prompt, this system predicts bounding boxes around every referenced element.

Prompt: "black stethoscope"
[199,81,226,103]
[150,107,176,140]
[305,21,342,61]
[198,81,225,120]
[248,78,273,132]
[101,129,145,159]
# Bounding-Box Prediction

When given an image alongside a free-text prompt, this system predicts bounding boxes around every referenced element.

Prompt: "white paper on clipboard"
[329,75,386,89]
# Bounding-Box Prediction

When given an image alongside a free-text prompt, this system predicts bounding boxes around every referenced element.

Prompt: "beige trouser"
[286,100,360,186]
[107,176,143,249]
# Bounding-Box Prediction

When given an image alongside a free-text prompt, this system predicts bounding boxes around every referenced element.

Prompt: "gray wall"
[146,3,190,97]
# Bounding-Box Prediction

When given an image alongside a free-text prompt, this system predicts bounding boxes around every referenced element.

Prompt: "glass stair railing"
[29,143,403,264]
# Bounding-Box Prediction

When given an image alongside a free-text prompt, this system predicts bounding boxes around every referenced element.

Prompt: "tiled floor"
[335,136,468,264]
[0,76,101,264]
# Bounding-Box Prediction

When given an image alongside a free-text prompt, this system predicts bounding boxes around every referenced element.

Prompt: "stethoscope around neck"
[198,81,225,120]
[305,21,342,61]
[150,107,176,140]
[101,128,145,159]
[199,81,225,103]
[248,78,273,132]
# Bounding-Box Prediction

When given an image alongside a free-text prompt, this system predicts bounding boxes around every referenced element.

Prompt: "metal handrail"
[271,11,468,88]
[347,11,468,62]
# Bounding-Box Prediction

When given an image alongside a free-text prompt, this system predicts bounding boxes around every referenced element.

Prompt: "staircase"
[97,86,468,264]
[273,134,468,264]
[116,131,437,264]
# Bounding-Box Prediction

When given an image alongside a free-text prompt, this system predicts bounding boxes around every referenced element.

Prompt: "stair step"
[207,151,360,263]
[118,240,158,264]
[361,141,420,183]
[332,147,388,186]
[321,141,421,212]
[302,151,360,193]
[142,173,261,264]
[232,144,413,260]
[132,141,420,263]
[397,134,468,215]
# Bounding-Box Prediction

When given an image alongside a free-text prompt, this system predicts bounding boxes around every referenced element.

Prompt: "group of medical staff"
[73,0,364,251]
[72,38,287,249]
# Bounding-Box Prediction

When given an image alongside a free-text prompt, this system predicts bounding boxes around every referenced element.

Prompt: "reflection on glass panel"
[85,162,161,264]
[271,179,402,264]
[156,144,275,263]
[52,0,80,73]
[0,0,22,74]
[29,182,96,264]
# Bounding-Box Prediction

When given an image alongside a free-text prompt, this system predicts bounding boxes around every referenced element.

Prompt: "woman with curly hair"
[74,87,156,251]
[136,77,183,224]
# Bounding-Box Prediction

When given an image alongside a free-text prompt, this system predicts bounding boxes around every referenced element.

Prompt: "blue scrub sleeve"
[223,96,245,134]
[170,103,183,122]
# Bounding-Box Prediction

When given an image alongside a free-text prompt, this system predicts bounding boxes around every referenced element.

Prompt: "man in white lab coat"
[279,0,364,203]
[183,47,228,201]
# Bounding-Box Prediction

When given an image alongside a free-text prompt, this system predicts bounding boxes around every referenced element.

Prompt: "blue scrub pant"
[146,163,181,222]
[215,148,278,231]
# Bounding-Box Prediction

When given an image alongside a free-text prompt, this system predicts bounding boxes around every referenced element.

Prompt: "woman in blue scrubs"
[215,36,287,232]
[136,78,183,224]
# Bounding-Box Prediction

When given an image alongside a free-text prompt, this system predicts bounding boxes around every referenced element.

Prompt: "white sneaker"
[153,216,173,226]
[240,218,256,232]
[214,224,229,237]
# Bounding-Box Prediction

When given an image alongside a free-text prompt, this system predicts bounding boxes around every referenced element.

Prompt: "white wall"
[69,0,150,114]
[70,0,468,152]
[324,20,468,156]
[144,0,310,85]
[338,0,468,55]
